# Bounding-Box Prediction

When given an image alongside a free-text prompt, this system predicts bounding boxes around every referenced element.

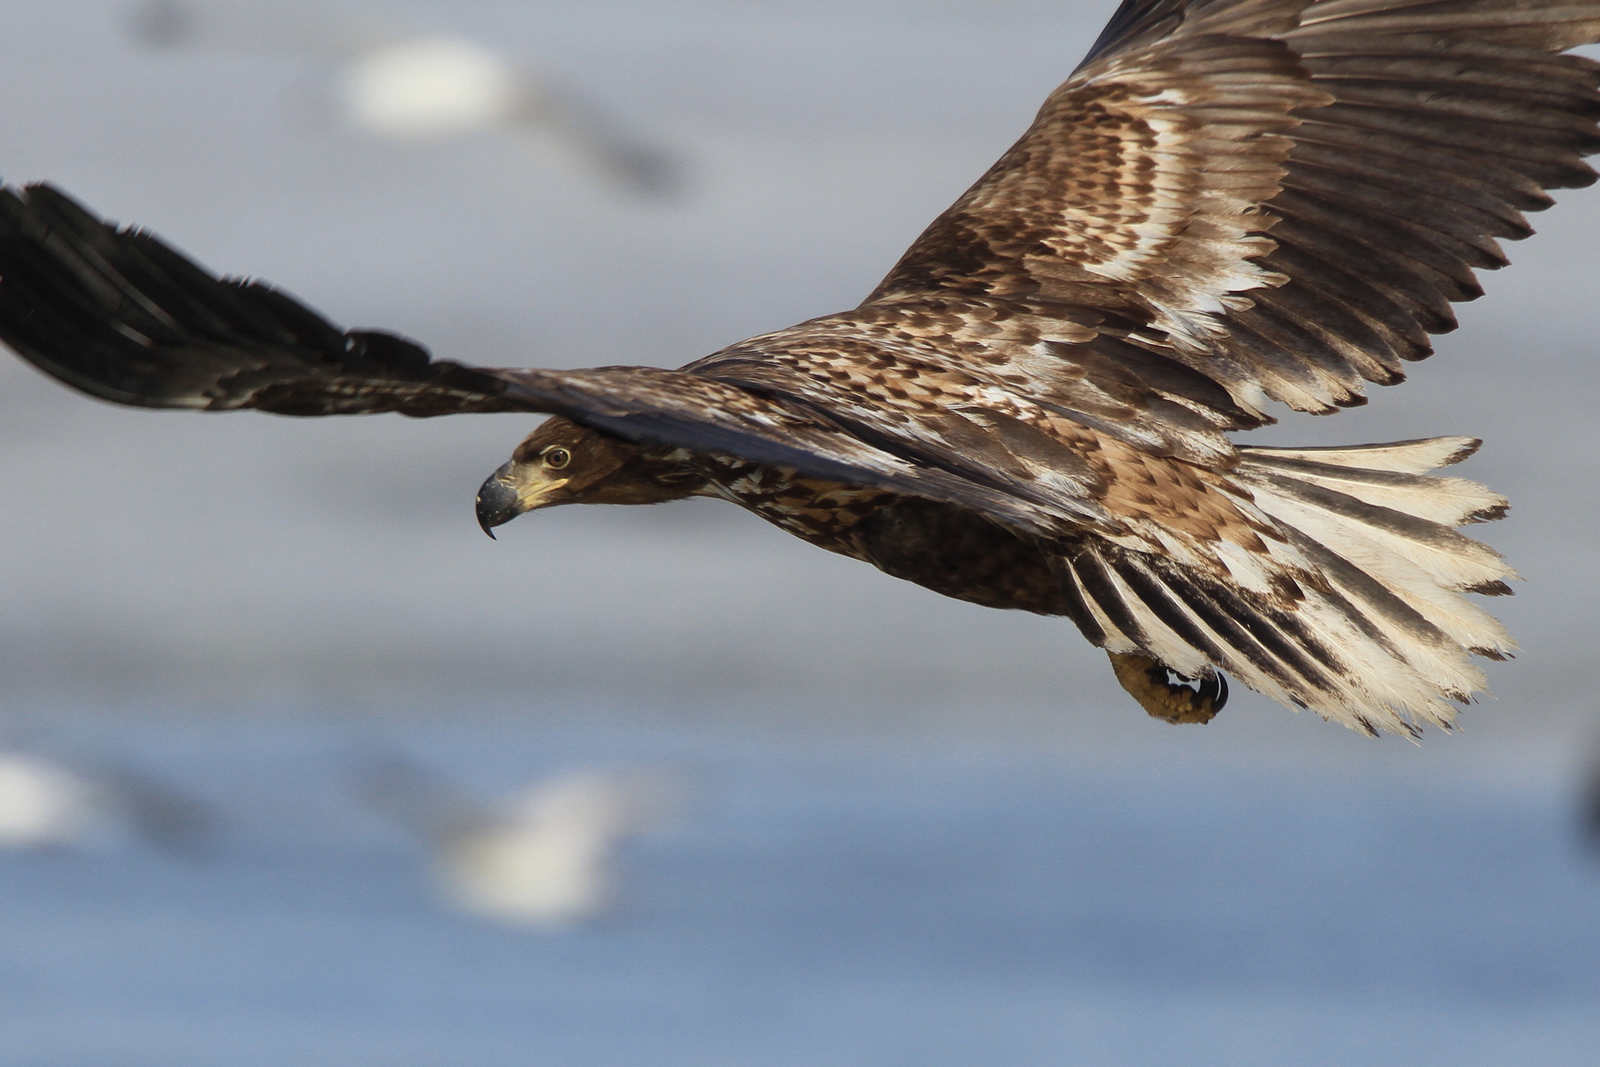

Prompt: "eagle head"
[475,417,703,537]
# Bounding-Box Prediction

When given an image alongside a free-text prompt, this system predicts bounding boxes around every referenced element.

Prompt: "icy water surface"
[3,714,1598,1067]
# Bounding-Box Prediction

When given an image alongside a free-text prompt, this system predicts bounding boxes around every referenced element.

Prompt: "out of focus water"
[3,2,1600,1064]
[4,713,1600,1067]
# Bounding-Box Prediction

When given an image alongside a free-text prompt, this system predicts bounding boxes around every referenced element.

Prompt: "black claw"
[1169,668,1228,716]
[1191,670,1229,713]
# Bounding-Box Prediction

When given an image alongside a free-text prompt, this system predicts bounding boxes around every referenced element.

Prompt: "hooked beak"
[475,465,517,539]
[475,461,568,539]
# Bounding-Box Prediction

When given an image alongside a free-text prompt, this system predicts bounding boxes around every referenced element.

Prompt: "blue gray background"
[2,2,1598,1064]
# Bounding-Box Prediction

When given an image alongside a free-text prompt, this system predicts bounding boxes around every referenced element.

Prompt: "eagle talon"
[1108,651,1227,726]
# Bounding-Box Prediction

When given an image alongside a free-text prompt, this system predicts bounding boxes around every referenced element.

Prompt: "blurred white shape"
[0,750,213,854]
[341,35,524,138]
[0,754,97,849]
[360,754,681,927]
[125,0,683,195]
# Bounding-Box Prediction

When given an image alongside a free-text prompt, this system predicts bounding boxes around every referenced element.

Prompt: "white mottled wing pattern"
[867,0,1600,418]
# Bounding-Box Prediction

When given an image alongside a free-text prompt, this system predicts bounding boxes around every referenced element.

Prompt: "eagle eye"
[542,446,573,471]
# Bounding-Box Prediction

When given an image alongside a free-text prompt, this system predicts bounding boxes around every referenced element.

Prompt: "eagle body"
[711,463,1070,616]
[7,0,1600,737]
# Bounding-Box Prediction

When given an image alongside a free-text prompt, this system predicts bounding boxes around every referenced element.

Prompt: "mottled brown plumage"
[5,0,1600,735]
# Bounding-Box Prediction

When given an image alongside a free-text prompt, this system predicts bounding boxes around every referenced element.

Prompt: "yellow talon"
[1108,651,1228,726]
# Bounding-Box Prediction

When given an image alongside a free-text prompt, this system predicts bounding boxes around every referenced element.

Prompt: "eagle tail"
[1059,437,1516,737]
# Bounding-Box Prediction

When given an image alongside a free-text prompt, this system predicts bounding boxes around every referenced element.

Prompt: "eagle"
[4,0,1599,737]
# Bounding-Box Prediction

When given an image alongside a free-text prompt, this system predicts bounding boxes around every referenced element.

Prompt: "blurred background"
[2,1,1599,1064]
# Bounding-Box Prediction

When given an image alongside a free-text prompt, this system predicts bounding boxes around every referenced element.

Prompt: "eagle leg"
[1107,651,1228,726]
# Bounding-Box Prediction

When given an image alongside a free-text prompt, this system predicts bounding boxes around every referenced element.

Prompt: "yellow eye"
[542,446,572,470]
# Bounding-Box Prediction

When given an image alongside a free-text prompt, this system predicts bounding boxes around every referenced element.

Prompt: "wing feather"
[0,184,1072,535]
[865,0,1600,421]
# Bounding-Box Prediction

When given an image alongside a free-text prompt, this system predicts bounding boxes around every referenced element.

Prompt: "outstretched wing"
[0,183,1071,536]
[0,184,520,417]
[867,0,1600,418]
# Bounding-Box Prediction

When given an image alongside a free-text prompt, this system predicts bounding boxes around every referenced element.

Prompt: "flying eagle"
[4,0,1599,737]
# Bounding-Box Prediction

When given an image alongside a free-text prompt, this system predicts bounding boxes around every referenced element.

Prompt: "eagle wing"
[0,183,1068,536]
[865,0,1600,419]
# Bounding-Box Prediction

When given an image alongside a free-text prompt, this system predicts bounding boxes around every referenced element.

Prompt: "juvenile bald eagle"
[5,0,1600,736]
